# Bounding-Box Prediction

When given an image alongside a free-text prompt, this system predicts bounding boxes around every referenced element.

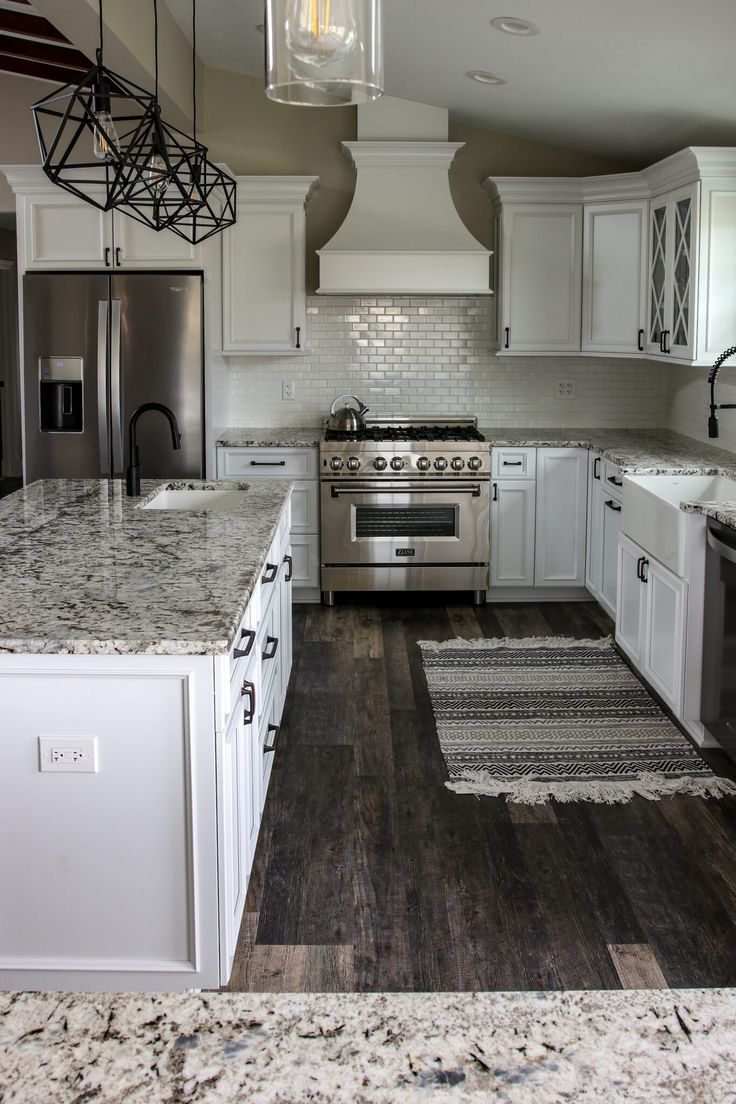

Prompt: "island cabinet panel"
[0,655,220,993]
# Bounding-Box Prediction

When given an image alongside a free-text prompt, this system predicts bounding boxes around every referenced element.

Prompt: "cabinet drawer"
[492,447,536,479]
[603,459,624,496]
[218,447,318,480]
[289,533,320,588]
[290,482,319,534]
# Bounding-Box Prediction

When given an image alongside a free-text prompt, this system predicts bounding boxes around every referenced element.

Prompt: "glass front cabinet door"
[646,183,698,362]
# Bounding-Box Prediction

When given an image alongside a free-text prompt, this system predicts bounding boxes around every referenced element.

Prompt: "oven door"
[320,480,490,566]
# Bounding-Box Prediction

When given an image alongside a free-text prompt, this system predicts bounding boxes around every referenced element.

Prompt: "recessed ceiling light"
[490,16,541,36]
[466,70,507,85]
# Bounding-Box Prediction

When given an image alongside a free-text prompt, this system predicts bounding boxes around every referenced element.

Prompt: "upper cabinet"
[220,177,318,357]
[485,149,736,365]
[3,167,202,272]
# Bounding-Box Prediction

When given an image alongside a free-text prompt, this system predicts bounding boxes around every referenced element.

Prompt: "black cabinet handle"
[502,460,523,467]
[241,679,256,724]
[663,330,670,354]
[262,562,278,583]
[104,246,111,267]
[263,723,279,754]
[283,553,293,582]
[492,482,498,502]
[637,328,644,352]
[659,331,665,353]
[115,246,122,267]
[504,326,510,349]
[607,474,623,488]
[295,326,301,349]
[636,555,645,581]
[233,627,256,659]
[262,635,279,660]
[593,456,601,480]
[250,460,286,467]
[604,499,622,512]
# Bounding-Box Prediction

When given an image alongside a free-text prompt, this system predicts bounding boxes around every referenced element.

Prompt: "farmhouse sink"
[623,473,736,576]
[141,483,249,511]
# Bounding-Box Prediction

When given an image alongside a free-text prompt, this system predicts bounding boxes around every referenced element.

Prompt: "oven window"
[355,505,456,538]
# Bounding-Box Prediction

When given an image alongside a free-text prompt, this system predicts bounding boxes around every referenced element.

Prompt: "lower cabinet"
[616,533,687,714]
[586,453,623,619]
[491,480,536,587]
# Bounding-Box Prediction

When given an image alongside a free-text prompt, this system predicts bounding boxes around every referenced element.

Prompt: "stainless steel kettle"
[328,394,369,433]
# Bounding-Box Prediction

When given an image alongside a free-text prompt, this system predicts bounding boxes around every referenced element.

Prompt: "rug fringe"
[418,635,614,653]
[445,769,736,805]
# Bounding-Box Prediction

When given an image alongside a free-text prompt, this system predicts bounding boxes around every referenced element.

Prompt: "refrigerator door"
[23,273,111,482]
[112,273,204,480]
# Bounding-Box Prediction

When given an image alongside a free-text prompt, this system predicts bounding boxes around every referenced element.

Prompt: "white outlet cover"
[39,735,98,773]
[555,379,577,400]
[282,381,295,400]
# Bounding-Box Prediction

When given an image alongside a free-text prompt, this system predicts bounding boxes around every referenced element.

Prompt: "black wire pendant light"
[161,0,237,244]
[31,0,159,211]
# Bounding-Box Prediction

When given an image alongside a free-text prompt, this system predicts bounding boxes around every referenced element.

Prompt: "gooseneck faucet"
[126,402,182,496]
[708,346,736,438]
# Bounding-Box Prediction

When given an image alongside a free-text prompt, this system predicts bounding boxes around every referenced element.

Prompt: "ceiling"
[0,0,91,84]
[164,0,736,163]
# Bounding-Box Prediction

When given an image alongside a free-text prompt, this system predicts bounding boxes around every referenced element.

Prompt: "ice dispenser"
[39,357,83,433]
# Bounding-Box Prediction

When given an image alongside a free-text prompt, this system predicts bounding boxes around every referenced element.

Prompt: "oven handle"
[329,483,484,498]
[707,528,736,565]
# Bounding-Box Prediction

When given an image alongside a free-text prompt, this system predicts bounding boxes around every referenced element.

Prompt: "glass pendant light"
[31,0,159,211]
[265,0,383,106]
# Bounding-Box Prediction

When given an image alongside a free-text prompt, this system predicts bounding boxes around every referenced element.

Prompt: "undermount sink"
[623,473,736,576]
[141,483,249,511]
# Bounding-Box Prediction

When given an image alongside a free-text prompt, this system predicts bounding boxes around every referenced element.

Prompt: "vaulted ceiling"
[0,0,91,85]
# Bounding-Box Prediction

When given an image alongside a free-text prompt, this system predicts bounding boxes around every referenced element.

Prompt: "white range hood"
[317,98,492,296]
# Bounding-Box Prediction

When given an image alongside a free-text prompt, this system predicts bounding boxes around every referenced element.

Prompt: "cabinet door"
[534,449,588,587]
[666,184,698,362]
[491,479,536,587]
[585,453,604,598]
[218,704,250,982]
[222,205,306,354]
[582,201,647,355]
[643,559,687,713]
[279,546,294,712]
[616,535,646,665]
[112,211,200,269]
[646,197,669,355]
[500,204,582,353]
[600,495,623,618]
[290,481,319,534]
[22,192,110,269]
[289,533,320,589]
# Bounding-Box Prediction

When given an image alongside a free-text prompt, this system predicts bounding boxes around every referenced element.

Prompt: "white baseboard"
[487,586,591,603]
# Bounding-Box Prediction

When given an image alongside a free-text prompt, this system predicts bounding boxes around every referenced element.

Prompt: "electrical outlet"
[282,381,295,401]
[555,379,577,400]
[39,736,98,773]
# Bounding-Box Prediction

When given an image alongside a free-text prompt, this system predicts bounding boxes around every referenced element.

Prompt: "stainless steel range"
[319,416,491,604]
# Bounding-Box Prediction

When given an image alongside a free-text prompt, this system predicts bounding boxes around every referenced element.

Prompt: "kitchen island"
[0,478,294,992]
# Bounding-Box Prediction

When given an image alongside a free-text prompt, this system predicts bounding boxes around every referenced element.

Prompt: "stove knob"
[467,456,483,471]
[434,456,448,471]
[373,456,387,471]
[346,456,361,472]
[329,456,343,471]
[450,456,465,471]
[416,456,431,472]
[390,456,405,471]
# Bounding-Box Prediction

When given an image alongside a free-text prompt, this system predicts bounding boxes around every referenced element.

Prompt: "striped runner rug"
[418,635,736,804]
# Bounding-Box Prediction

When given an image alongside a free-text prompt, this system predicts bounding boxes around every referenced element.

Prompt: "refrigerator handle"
[96,300,110,476]
[110,299,123,473]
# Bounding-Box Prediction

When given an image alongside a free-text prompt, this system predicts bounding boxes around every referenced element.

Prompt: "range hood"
[317,98,491,296]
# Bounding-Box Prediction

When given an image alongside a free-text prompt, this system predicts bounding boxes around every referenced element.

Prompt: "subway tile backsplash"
[210,295,670,430]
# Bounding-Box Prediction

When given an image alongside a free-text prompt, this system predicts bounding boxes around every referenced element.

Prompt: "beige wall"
[0,74,57,212]
[0,228,16,261]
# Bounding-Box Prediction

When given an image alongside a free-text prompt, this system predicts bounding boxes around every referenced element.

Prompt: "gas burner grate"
[324,424,486,443]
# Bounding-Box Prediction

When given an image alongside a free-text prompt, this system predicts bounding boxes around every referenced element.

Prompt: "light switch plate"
[39,736,98,773]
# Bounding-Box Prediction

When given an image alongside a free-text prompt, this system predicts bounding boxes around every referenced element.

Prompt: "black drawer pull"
[262,635,279,660]
[264,723,279,754]
[283,553,293,582]
[607,475,623,488]
[233,627,255,659]
[502,460,523,466]
[504,326,510,349]
[250,460,286,467]
[262,562,278,583]
[593,456,601,480]
[295,325,301,349]
[492,482,498,502]
[604,499,622,512]
[241,679,256,724]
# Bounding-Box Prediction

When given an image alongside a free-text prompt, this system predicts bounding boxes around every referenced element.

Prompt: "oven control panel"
[321,448,488,476]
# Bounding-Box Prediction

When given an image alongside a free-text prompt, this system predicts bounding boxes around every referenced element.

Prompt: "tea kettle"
[328,394,369,433]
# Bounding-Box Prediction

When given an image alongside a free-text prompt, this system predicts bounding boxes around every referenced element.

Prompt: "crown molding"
[342,142,464,170]
[233,176,319,207]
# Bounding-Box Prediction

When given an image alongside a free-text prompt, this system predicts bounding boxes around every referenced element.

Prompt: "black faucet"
[126,402,182,496]
[708,346,736,438]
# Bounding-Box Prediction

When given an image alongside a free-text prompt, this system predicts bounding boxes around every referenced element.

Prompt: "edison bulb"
[285,0,358,67]
[92,111,120,161]
[146,150,168,195]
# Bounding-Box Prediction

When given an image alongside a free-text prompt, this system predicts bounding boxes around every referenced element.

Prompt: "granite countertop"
[216,426,322,448]
[0,478,293,656]
[1,988,735,1102]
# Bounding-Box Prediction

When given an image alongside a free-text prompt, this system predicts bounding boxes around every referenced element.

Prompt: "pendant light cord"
[97,0,103,64]
[191,0,197,140]
[153,0,159,100]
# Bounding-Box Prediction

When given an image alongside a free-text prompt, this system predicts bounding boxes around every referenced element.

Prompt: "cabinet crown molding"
[233,176,319,207]
[342,141,465,170]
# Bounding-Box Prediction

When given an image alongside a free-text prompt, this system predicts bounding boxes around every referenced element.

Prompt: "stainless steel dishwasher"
[701,519,736,757]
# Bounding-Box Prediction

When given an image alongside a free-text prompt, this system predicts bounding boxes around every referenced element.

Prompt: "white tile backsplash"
[210,296,670,429]
[669,363,736,455]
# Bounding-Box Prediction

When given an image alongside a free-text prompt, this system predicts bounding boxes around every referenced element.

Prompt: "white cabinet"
[616,533,687,714]
[582,201,648,355]
[221,177,318,356]
[491,480,536,587]
[534,448,588,587]
[112,211,200,269]
[494,201,582,353]
[600,495,623,616]
[218,676,254,981]
[586,452,623,619]
[646,183,698,361]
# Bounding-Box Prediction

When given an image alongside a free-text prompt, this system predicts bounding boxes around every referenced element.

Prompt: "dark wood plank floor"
[224,597,736,993]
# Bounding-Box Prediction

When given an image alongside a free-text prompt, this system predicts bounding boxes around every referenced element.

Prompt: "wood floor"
[224,596,736,993]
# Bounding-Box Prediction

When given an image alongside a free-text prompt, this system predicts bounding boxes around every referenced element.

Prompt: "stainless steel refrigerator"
[23,272,204,483]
